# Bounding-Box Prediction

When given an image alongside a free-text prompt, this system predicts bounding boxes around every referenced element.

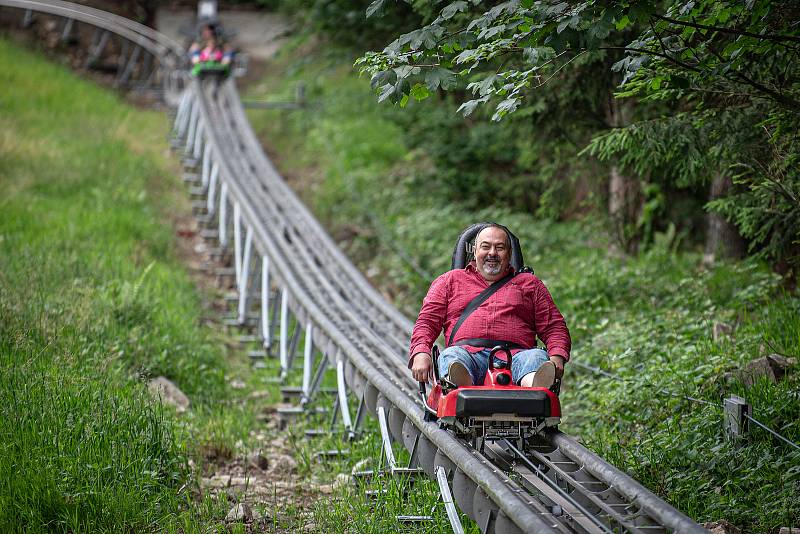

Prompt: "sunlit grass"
[0,37,236,531]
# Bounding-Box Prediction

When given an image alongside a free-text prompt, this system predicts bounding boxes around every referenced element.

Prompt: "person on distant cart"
[189,23,233,75]
[409,223,571,389]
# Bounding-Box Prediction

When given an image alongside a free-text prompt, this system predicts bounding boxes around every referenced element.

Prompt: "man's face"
[474,227,510,282]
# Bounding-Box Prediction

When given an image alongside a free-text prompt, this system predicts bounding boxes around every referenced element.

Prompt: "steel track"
[3,3,709,533]
[0,0,186,104]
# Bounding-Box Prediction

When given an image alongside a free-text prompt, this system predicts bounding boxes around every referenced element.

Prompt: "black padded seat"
[451,222,526,272]
[455,389,550,418]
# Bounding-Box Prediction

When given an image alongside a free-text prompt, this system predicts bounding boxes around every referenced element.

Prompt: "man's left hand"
[549,355,565,379]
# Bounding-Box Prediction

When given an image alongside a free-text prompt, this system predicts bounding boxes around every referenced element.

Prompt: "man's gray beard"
[482,262,501,275]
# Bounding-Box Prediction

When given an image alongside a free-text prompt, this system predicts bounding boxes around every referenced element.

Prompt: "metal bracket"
[285,319,303,372]
[724,395,750,440]
[353,393,367,435]
[22,9,34,28]
[60,18,75,44]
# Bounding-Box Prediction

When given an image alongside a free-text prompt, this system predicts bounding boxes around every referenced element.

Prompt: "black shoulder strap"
[448,272,514,346]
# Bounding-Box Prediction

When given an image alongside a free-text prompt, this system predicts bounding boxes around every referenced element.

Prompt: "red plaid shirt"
[409,262,571,367]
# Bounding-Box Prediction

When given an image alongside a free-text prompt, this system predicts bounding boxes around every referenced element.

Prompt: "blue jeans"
[438,346,550,385]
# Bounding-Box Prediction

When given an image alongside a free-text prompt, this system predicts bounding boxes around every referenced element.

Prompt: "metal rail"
[0,0,187,104]
[5,3,710,533]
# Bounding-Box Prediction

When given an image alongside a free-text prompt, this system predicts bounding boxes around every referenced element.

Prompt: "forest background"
[236,0,800,531]
[251,0,800,283]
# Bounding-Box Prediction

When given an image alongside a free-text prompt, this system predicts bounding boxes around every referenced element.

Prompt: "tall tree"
[358,0,800,273]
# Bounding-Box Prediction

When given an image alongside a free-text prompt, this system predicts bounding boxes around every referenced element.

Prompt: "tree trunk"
[703,173,745,264]
[134,0,158,28]
[605,96,641,254]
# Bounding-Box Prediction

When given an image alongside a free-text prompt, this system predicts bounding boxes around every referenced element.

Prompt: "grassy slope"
[246,36,800,532]
[0,38,246,532]
[0,36,468,534]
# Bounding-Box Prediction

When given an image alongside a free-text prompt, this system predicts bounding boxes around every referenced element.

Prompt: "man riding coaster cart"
[409,223,571,448]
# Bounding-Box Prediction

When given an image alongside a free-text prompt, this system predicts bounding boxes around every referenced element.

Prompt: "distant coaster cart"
[190,53,232,78]
[188,3,235,79]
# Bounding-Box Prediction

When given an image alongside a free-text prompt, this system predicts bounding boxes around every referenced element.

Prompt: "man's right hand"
[411,352,433,383]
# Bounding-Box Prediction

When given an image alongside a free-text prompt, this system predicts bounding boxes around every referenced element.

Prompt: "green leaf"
[408,25,445,50]
[394,65,420,79]
[377,83,395,103]
[478,24,507,40]
[424,68,458,91]
[457,95,489,116]
[491,96,521,120]
[650,77,662,90]
[523,47,555,64]
[410,83,431,101]
[588,18,613,42]
[441,1,468,21]
[545,2,569,16]
[366,0,388,19]
[467,74,499,96]
[629,4,653,23]
[453,48,477,64]
[616,14,631,31]
[370,70,394,90]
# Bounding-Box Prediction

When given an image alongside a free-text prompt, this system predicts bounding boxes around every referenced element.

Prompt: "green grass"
[247,34,800,532]
[0,37,242,532]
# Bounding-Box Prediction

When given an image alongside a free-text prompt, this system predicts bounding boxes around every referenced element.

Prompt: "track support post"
[336,359,354,440]
[22,9,34,28]
[184,99,199,157]
[377,406,397,472]
[279,290,289,378]
[436,466,465,534]
[218,182,228,246]
[267,288,281,355]
[260,255,271,349]
[302,351,328,407]
[206,162,219,214]
[237,226,253,324]
[60,18,75,44]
